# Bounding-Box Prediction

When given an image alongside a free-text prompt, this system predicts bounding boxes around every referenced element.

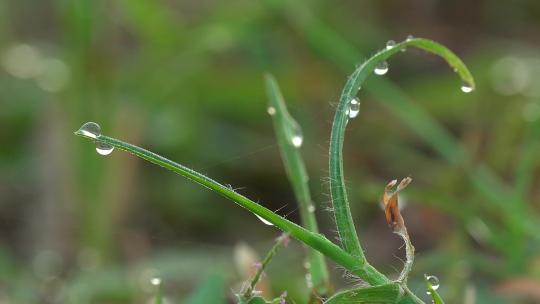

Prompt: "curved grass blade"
[74,128,389,286]
[264,74,330,295]
[324,283,400,304]
[329,37,475,260]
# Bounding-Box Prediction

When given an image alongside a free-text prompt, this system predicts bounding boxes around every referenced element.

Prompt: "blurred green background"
[1,0,540,303]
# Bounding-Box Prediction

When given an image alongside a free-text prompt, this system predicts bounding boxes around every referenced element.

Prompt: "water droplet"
[77,122,101,139]
[406,34,414,41]
[292,136,303,147]
[374,61,389,75]
[267,106,276,116]
[305,273,313,289]
[303,261,311,269]
[96,142,114,156]
[307,205,315,213]
[461,82,474,93]
[290,124,303,148]
[151,277,162,286]
[386,40,396,50]
[426,275,440,294]
[255,215,274,226]
[348,98,361,119]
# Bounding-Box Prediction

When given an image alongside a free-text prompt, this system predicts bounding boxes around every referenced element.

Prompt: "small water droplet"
[307,205,315,213]
[303,261,311,269]
[348,98,361,118]
[305,273,313,289]
[386,40,396,50]
[461,82,474,93]
[374,61,389,75]
[77,122,101,139]
[96,142,114,156]
[290,124,303,148]
[292,136,303,147]
[406,34,414,42]
[267,106,276,116]
[426,275,440,294]
[151,277,162,286]
[256,215,274,226]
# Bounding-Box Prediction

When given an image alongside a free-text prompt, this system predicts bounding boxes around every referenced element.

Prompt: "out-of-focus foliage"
[1,0,540,303]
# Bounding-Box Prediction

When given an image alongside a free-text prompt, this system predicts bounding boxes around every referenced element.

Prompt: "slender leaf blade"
[265,74,330,295]
[74,129,388,285]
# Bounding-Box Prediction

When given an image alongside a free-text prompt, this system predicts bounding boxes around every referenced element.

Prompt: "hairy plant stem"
[403,285,424,304]
[396,228,415,285]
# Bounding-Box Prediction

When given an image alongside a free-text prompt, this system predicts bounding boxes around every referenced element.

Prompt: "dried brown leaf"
[382,177,412,232]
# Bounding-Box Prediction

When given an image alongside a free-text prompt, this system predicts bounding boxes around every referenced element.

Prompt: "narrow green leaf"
[324,283,400,304]
[424,275,445,304]
[153,281,162,304]
[328,38,474,263]
[74,127,389,285]
[242,234,288,300]
[264,74,330,295]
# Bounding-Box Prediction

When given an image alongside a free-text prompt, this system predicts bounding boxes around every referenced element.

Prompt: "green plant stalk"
[329,37,474,259]
[425,275,445,304]
[242,234,288,300]
[154,282,162,304]
[264,74,330,295]
[324,283,400,304]
[74,131,390,286]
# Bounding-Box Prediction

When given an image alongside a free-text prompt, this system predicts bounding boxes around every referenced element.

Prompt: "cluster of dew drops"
[377,35,474,94]
[77,122,115,156]
[266,35,474,144]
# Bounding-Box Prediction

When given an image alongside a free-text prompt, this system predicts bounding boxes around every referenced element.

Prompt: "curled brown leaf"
[382,177,412,232]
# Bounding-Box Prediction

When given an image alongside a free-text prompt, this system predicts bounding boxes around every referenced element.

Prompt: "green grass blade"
[264,74,330,295]
[154,281,162,304]
[324,283,400,304]
[74,128,389,285]
[242,234,288,300]
[513,119,540,200]
[329,37,475,259]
